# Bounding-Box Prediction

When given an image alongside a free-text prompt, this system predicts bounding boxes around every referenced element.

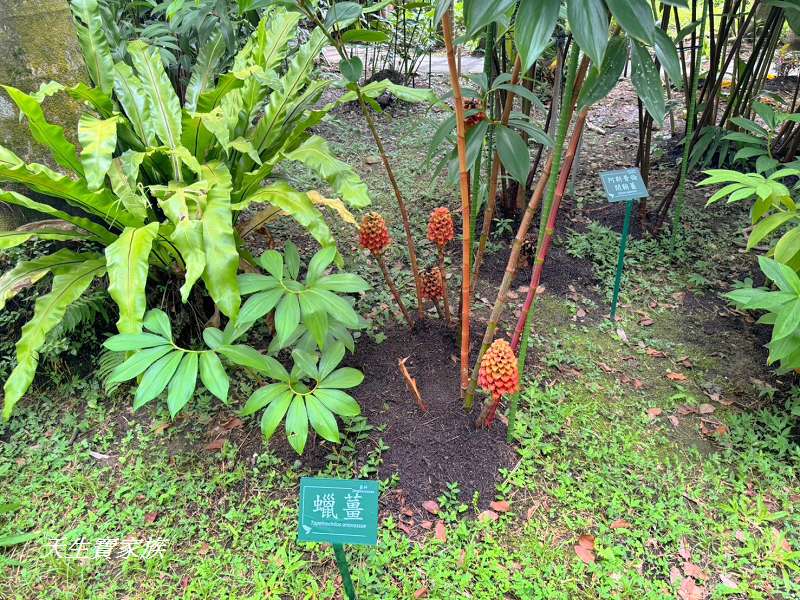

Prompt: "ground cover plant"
[1,0,800,598]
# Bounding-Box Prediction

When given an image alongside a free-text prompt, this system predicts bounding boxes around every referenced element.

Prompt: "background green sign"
[298,478,379,546]
[600,168,649,202]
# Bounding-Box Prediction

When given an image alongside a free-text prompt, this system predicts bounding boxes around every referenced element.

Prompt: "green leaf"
[105,223,159,334]
[607,0,655,44]
[185,32,227,112]
[260,388,293,440]
[319,341,345,380]
[2,85,84,175]
[775,227,800,265]
[320,367,364,389]
[306,247,337,283]
[143,309,173,339]
[78,115,119,190]
[199,351,229,401]
[238,273,280,294]
[773,299,800,341]
[747,212,797,250]
[340,56,363,83]
[495,125,530,185]
[275,293,301,346]
[567,0,609,68]
[315,273,370,293]
[301,307,328,349]
[103,333,170,352]
[630,41,665,126]
[113,63,156,146]
[514,0,559,72]
[128,40,183,150]
[285,242,301,279]
[284,137,371,208]
[203,327,224,350]
[653,28,682,85]
[167,352,198,417]
[325,2,363,28]
[238,288,284,324]
[259,250,284,279]
[313,388,360,417]
[759,256,800,295]
[307,288,360,328]
[70,0,115,94]
[464,0,515,37]
[201,164,240,319]
[341,30,390,43]
[240,383,291,416]
[217,345,289,380]
[578,36,634,110]
[3,257,106,419]
[108,345,174,383]
[306,395,340,443]
[292,348,319,379]
[285,395,309,454]
[133,350,183,409]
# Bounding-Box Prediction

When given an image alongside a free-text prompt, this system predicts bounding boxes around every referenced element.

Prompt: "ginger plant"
[426,207,454,325]
[476,339,519,429]
[359,212,413,329]
[420,267,447,323]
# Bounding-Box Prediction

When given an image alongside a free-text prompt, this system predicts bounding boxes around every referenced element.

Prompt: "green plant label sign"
[298,478,379,546]
[600,168,649,202]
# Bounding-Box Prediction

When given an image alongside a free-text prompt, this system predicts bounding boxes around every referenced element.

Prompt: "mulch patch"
[346,319,517,510]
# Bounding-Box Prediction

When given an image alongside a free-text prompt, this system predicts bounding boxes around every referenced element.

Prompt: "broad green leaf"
[325,2,363,28]
[514,0,559,72]
[313,388,360,417]
[306,247,337,283]
[201,164,240,318]
[292,348,319,379]
[113,63,156,146]
[66,82,114,117]
[185,32,227,112]
[340,57,363,83]
[0,229,82,250]
[653,28,683,85]
[775,227,800,265]
[306,395,340,443]
[173,218,206,303]
[108,345,174,383]
[464,0,515,37]
[238,288,284,324]
[105,223,159,334]
[315,273,370,293]
[103,333,170,352]
[747,212,797,250]
[495,125,530,185]
[3,257,106,419]
[630,41,665,126]
[0,147,137,230]
[341,30,390,43]
[78,115,119,190]
[133,350,183,409]
[275,293,301,345]
[334,80,441,107]
[773,299,800,341]
[128,41,183,150]
[260,388,293,439]
[285,136,371,208]
[301,308,328,350]
[2,85,83,175]
[70,0,115,94]
[0,248,96,310]
[607,0,655,44]
[143,309,173,339]
[578,35,640,110]
[307,288,360,328]
[284,242,300,279]
[217,345,288,380]
[199,351,229,401]
[568,0,609,69]
[167,352,198,417]
[285,395,309,454]
[202,327,224,350]
[319,341,345,380]
[240,383,291,416]
[759,256,800,295]
[259,250,284,279]
[320,367,364,389]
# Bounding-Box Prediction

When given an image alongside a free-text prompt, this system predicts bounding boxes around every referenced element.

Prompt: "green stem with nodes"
[298,1,425,321]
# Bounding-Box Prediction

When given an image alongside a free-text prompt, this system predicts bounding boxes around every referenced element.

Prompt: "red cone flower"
[427,207,455,247]
[478,339,519,401]
[463,98,486,129]
[359,212,391,255]
[421,267,444,301]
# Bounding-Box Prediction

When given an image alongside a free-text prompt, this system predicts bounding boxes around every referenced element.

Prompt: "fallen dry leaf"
[646,348,667,358]
[719,573,739,589]
[666,371,688,382]
[398,522,412,536]
[204,438,226,451]
[598,362,615,373]
[771,527,792,553]
[670,566,683,585]
[683,562,708,581]
[414,588,428,599]
[678,577,706,600]
[678,357,693,368]
[574,544,596,564]
[669,415,680,427]
[646,407,663,418]
[639,317,654,326]
[144,512,159,524]
[678,538,692,560]
[478,510,499,523]
[576,307,587,319]
[434,521,447,542]
[221,417,244,431]
[457,549,466,568]
[490,500,511,513]
[422,500,440,515]
[677,405,698,416]
[610,519,632,530]
[633,379,644,390]
[616,328,629,343]
[697,403,715,415]
[420,520,433,530]
[578,534,595,549]
[198,542,211,556]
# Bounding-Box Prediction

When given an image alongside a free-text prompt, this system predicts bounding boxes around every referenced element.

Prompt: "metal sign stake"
[610,198,634,321]
[333,544,357,600]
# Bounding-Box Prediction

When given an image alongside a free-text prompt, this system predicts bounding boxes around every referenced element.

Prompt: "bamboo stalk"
[375,252,414,329]
[442,9,472,396]
[511,109,589,350]
[471,55,523,296]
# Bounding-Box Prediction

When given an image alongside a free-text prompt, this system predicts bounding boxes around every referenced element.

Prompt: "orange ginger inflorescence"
[420,267,444,301]
[359,212,391,255]
[477,339,519,427]
[463,98,486,129]
[427,207,455,247]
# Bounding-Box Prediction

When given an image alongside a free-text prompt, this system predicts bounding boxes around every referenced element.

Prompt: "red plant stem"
[437,246,452,326]
[442,9,472,396]
[476,394,501,429]
[375,252,413,329]
[510,109,589,351]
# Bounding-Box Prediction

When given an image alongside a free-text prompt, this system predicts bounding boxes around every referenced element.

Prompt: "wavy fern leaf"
[78,114,120,190]
[70,0,116,94]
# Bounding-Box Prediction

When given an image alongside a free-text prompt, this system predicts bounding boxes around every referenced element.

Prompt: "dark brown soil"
[346,319,517,509]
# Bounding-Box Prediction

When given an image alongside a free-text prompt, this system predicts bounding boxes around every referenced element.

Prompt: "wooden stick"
[442,9,472,397]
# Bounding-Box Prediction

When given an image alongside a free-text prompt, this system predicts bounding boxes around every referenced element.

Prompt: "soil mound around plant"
[347,320,517,508]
